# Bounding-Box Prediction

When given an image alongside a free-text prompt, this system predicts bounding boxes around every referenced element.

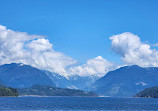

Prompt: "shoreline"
[18,95,99,97]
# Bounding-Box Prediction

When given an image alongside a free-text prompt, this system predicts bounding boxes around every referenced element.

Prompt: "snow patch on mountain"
[136,82,148,86]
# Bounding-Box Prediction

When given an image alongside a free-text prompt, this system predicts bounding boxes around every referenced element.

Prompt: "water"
[0,97,158,111]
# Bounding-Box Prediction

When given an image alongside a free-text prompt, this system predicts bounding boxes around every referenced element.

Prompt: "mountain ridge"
[92,65,158,97]
[0,63,56,88]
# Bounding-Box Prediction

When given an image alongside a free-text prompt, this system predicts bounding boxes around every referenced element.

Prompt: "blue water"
[0,97,158,111]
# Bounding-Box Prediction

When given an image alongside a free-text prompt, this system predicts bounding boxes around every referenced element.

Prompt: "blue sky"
[0,0,158,74]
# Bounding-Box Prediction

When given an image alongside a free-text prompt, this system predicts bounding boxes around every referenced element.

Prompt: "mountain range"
[0,63,158,97]
[0,63,99,91]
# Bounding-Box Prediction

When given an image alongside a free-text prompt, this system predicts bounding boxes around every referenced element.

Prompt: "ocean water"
[0,97,158,111]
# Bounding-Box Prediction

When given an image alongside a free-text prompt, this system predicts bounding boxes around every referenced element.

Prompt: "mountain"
[92,65,158,97]
[18,84,98,97]
[45,71,99,90]
[0,63,99,90]
[135,86,158,98]
[0,63,56,88]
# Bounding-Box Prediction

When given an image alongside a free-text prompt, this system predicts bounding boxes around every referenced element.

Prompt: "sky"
[0,0,158,77]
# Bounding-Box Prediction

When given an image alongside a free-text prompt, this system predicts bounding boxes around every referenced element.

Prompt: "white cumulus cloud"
[69,56,114,77]
[26,38,53,51]
[0,25,77,76]
[3,25,158,77]
[109,32,158,67]
[0,25,115,77]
